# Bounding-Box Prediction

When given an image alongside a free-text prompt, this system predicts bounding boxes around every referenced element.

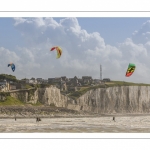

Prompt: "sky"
[1,17,150,83]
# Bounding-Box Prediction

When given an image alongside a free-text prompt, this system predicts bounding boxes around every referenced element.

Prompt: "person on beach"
[113,116,115,122]
[36,117,38,122]
[15,115,16,121]
[36,117,41,122]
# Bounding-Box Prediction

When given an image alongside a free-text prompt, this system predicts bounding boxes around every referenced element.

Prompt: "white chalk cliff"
[1,85,150,114]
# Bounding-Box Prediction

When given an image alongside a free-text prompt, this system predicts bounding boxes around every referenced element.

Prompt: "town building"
[0,80,10,91]
[82,76,93,84]
[103,78,111,82]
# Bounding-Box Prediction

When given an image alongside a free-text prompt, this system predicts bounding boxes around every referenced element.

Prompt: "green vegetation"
[35,83,54,88]
[25,84,33,89]
[105,81,150,87]
[0,74,18,82]
[0,96,24,106]
[0,95,43,106]
[0,92,10,96]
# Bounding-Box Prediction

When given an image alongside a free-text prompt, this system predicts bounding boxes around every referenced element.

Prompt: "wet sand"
[0,115,150,132]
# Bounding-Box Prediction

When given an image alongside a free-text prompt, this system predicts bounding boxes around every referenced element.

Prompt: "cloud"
[132,20,150,44]
[0,17,149,83]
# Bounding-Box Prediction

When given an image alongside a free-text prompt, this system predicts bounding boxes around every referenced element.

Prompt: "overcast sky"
[0,17,150,83]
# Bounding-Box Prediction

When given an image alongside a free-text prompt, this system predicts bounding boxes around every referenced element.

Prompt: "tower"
[100,64,102,80]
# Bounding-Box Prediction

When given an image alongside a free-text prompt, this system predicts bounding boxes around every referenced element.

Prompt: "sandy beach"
[0,115,150,133]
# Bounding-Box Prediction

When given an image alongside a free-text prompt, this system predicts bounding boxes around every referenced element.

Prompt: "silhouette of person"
[113,116,115,122]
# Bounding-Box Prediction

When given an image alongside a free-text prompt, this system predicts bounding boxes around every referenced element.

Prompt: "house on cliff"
[82,76,93,84]
[93,79,101,84]
[36,78,43,83]
[30,78,37,84]
[9,83,25,90]
[48,77,62,84]
[61,76,69,82]
[103,78,111,82]
[42,79,48,84]
[53,77,62,84]
[48,78,55,83]
[67,76,82,86]
[60,80,67,91]
[0,80,10,91]
[68,76,79,86]
[9,84,16,90]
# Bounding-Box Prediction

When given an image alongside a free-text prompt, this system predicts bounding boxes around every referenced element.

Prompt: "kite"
[8,63,15,72]
[50,46,62,58]
[125,63,136,77]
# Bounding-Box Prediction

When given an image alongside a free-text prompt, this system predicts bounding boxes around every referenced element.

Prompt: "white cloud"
[132,20,150,44]
[0,17,150,83]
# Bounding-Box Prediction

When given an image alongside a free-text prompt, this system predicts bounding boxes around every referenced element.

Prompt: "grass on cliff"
[105,81,150,87]
[0,96,43,106]
[25,84,33,89]
[0,96,25,106]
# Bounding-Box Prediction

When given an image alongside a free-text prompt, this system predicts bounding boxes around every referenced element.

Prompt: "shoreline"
[0,105,150,119]
[0,113,150,119]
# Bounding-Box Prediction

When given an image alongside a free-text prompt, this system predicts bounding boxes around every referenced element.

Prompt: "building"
[42,79,48,84]
[82,76,93,84]
[60,81,67,91]
[30,78,37,84]
[19,79,26,84]
[25,79,29,83]
[72,76,79,86]
[36,78,43,83]
[0,80,10,91]
[67,76,79,86]
[78,78,83,85]
[93,79,100,84]
[103,78,111,82]
[53,77,62,83]
[61,76,68,81]
[9,84,16,90]
[48,78,55,83]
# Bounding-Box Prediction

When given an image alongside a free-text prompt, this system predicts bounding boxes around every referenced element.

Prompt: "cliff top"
[68,81,150,99]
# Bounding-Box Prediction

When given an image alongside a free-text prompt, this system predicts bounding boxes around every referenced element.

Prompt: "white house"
[0,80,10,91]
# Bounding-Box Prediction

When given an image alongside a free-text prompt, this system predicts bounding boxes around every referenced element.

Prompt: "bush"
[0,74,18,82]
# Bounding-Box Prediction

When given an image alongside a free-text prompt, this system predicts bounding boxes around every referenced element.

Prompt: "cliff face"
[1,86,150,114]
[67,86,150,113]
[37,87,68,107]
[6,86,70,108]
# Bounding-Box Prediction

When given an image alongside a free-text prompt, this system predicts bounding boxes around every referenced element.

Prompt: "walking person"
[113,116,115,122]
[36,117,38,122]
[14,115,17,121]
